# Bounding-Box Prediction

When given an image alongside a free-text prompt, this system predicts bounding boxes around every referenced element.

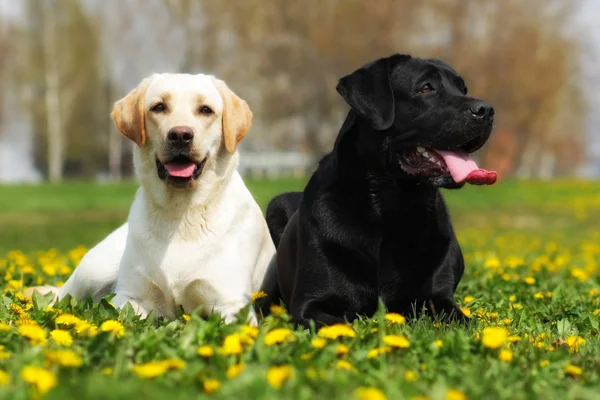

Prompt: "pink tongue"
[165,163,196,178]
[435,149,497,185]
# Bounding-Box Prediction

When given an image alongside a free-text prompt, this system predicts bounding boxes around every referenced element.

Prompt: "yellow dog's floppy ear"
[215,80,253,153]
[111,77,153,147]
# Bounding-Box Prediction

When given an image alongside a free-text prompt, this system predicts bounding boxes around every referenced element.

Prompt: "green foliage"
[0,179,599,399]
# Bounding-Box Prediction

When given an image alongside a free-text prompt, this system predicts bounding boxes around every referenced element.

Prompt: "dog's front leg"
[183,279,257,325]
[112,293,150,318]
[291,297,351,329]
[213,300,258,326]
[427,297,468,324]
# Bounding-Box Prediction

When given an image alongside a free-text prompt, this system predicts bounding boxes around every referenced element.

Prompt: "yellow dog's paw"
[22,286,59,301]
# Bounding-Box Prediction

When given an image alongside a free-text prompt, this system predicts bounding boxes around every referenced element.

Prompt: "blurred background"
[0,0,599,182]
[0,0,600,252]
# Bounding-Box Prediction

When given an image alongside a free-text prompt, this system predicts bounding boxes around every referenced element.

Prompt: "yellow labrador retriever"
[27,74,275,324]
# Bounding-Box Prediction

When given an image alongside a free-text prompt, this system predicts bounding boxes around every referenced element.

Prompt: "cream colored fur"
[25,74,275,325]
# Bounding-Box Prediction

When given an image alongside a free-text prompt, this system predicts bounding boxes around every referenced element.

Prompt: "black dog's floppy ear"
[336,54,410,131]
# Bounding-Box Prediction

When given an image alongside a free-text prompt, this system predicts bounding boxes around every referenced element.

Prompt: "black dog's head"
[336,54,497,188]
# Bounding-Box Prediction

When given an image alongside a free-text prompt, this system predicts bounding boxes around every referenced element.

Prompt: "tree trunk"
[42,2,63,182]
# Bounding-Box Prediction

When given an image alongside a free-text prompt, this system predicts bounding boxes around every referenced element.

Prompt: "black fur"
[261,54,495,328]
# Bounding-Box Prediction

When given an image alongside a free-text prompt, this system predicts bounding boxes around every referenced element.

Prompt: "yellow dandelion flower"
[499,349,513,362]
[0,323,10,332]
[75,320,98,337]
[354,387,387,400]
[300,352,314,361]
[336,360,356,371]
[16,292,31,303]
[484,257,500,268]
[463,296,475,303]
[226,363,245,379]
[240,325,259,339]
[203,378,221,394]
[385,313,406,325]
[461,307,471,317]
[162,359,186,370]
[251,291,267,302]
[182,314,190,322]
[45,349,82,368]
[102,368,113,376]
[219,334,243,355]
[524,276,536,285]
[18,324,47,345]
[317,324,356,339]
[0,346,10,360]
[336,343,350,355]
[566,336,586,352]
[446,389,467,400]
[10,303,31,316]
[593,309,600,316]
[270,304,287,315]
[545,292,552,298]
[0,370,10,386]
[404,370,418,381]
[481,327,508,349]
[508,335,522,343]
[7,280,22,291]
[383,335,410,349]
[197,345,214,358]
[100,320,125,338]
[55,314,81,326]
[15,316,35,326]
[533,292,545,300]
[266,365,293,389]
[311,338,327,349]
[539,360,550,368]
[486,312,499,320]
[264,328,293,345]
[367,346,392,359]
[570,268,589,282]
[433,339,443,348]
[132,361,169,379]
[565,364,582,377]
[510,303,523,310]
[50,329,73,346]
[21,366,56,394]
[508,295,516,302]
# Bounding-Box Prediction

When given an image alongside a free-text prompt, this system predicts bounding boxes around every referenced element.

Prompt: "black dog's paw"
[428,298,470,325]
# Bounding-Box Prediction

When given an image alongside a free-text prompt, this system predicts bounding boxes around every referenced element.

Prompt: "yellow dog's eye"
[419,84,433,94]
[151,103,166,112]
[200,106,213,115]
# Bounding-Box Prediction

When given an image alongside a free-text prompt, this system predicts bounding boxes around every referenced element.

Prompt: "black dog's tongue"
[435,149,497,185]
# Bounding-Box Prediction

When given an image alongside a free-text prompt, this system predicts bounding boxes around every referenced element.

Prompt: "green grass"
[1,179,600,400]
[0,178,306,251]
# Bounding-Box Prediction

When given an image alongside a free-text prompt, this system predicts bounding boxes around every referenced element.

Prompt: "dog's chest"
[376,222,448,287]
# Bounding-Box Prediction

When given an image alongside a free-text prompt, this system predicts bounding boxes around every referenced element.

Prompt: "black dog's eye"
[199,106,213,115]
[151,103,166,112]
[419,84,434,94]
[463,87,468,95]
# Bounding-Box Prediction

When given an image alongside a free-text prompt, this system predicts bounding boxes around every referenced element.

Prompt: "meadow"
[0,179,599,400]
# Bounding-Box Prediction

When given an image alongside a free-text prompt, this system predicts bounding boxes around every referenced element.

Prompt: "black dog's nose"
[167,126,194,146]
[470,101,494,118]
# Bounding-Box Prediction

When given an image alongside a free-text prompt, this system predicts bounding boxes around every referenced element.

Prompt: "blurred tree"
[19,0,106,180]
[179,0,586,175]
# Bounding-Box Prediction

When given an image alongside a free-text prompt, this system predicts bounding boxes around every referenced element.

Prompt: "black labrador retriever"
[260,54,496,328]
